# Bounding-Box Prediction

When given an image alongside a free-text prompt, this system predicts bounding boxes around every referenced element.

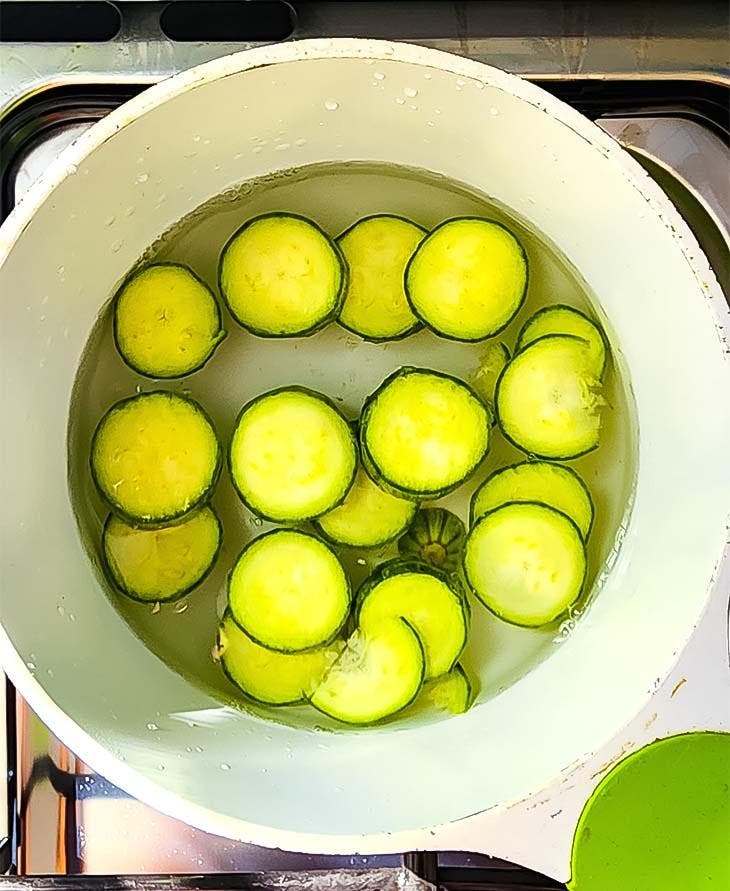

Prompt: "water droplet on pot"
[111,240,123,253]
[274,142,291,151]
[252,146,263,154]
[324,99,339,111]
[220,763,231,771]
[490,107,499,116]
[195,745,203,753]
[105,215,115,227]
[146,722,159,731]
[174,602,188,614]
[26,661,36,670]
[395,97,405,106]
[295,137,307,146]
[136,173,149,184]
[404,86,418,98]
[192,134,201,143]
[373,71,385,81]
[57,605,65,616]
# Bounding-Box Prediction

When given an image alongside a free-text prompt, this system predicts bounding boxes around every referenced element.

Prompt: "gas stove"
[0,2,728,889]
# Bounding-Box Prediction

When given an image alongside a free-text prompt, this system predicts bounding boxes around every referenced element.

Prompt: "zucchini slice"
[361,367,490,499]
[356,559,468,679]
[230,387,357,523]
[422,663,474,714]
[310,618,424,724]
[496,334,604,459]
[517,304,607,377]
[465,502,586,627]
[472,341,510,407]
[405,217,528,341]
[219,213,345,337]
[102,505,221,603]
[217,611,342,706]
[471,461,594,539]
[91,391,221,525]
[337,214,424,341]
[228,530,350,652]
[113,264,225,379]
[398,508,466,574]
[315,467,417,548]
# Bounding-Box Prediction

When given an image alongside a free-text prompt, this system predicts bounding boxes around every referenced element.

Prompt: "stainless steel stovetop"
[0,2,728,889]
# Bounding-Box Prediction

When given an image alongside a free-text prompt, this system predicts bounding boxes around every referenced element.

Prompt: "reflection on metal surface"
[1,0,728,118]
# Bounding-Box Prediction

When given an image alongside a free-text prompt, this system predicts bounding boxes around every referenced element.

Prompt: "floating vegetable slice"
[219,213,345,336]
[315,467,417,548]
[405,217,528,341]
[422,664,474,714]
[103,505,221,603]
[361,367,490,499]
[465,502,586,627]
[229,387,357,523]
[337,214,424,341]
[496,334,603,459]
[217,611,342,706]
[91,391,221,525]
[398,507,466,573]
[517,304,607,377]
[113,264,225,378]
[471,461,594,539]
[228,530,350,653]
[310,619,424,725]
[472,341,510,408]
[356,559,468,679]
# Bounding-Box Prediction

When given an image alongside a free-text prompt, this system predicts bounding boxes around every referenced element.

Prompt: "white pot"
[1,38,728,866]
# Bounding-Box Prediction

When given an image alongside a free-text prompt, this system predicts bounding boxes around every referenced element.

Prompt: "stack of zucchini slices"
[91,208,609,727]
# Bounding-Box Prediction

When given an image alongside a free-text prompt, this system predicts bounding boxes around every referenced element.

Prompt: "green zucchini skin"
[355,558,469,678]
[495,334,602,461]
[102,506,222,604]
[360,366,490,500]
[398,508,467,574]
[465,501,587,628]
[90,390,222,527]
[516,303,608,378]
[336,214,425,343]
[218,212,347,338]
[227,529,352,654]
[470,460,595,539]
[112,262,225,380]
[228,386,358,523]
[404,216,529,343]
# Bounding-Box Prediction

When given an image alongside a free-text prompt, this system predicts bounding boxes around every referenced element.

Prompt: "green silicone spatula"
[569,732,730,890]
